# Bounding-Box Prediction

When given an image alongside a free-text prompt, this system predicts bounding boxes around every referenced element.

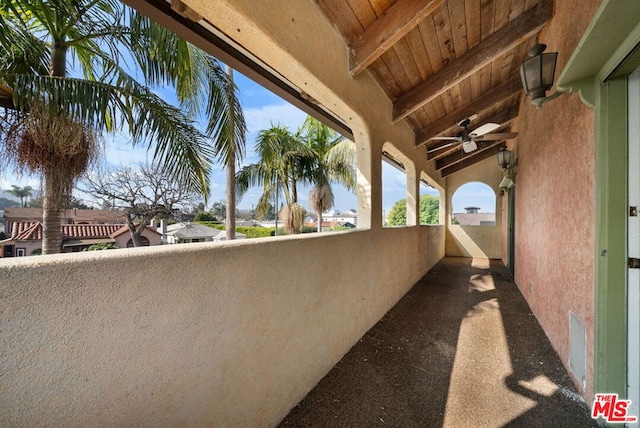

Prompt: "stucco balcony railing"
[1,226,443,426]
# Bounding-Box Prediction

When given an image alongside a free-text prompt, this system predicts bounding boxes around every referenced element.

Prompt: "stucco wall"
[1,227,444,427]
[445,156,503,258]
[446,225,501,259]
[512,0,600,400]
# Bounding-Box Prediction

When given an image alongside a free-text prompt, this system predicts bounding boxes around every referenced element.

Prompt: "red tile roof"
[12,222,41,240]
[9,222,161,241]
[11,222,127,241]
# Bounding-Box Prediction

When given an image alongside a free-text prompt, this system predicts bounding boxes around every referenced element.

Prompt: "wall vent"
[569,311,587,390]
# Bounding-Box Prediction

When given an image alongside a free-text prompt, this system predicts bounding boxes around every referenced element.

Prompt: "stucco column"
[357,138,382,230]
[406,160,419,227]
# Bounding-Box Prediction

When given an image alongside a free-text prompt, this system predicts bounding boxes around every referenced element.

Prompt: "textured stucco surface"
[512,0,600,402]
[445,157,504,258]
[0,227,444,427]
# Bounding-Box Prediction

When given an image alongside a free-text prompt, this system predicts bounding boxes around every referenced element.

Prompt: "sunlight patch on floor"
[518,375,560,397]
[469,274,495,292]
[443,296,537,427]
[471,257,490,269]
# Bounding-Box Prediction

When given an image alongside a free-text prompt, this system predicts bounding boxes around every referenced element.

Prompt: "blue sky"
[0,69,495,215]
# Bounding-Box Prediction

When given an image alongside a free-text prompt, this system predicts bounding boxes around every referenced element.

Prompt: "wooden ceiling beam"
[415,76,522,147]
[349,0,445,76]
[393,0,552,122]
[440,143,507,177]
[427,145,460,160]
[426,106,519,160]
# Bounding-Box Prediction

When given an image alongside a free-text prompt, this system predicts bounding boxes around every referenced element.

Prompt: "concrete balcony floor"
[280,257,597,427]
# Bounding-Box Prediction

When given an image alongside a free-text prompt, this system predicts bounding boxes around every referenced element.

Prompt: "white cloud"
[243,102,308,136]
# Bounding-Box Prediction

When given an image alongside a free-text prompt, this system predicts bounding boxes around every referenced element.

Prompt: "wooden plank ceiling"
[315,0,553,177]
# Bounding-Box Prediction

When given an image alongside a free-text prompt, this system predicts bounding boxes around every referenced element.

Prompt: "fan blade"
[470,122,500,138]
[427,143,456,153]
[430,136,460,141]
[474,132,519,141]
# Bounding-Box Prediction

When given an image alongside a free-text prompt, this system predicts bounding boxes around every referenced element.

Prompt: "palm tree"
[223,66,246,240]
[236,124,310,234]
[300,117,356,232]
[0,1,245,253]
[8,184,33,208]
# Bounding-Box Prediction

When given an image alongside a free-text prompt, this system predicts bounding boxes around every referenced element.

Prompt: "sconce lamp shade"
[520,43,558,104]
[497,148,512,170]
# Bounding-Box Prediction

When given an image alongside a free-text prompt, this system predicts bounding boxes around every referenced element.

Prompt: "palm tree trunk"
[317,210,322,233]
[41,169,62,254]
[41,39,68,254]
[225,65,236,240]
[50,42,67,77]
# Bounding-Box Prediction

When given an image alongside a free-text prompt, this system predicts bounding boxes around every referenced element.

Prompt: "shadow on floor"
[279,257,596,427]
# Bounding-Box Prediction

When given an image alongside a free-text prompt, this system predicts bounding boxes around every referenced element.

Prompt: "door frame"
[556,0,640,400]
[627,64,640,422]
[507,186,516,276]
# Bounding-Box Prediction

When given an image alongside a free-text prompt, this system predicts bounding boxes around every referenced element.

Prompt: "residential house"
[2,1,638,426]
[452,207,496,226]
[3,207,127,235]
[1,222,161,256]
[322,211,358,226]
[161,222,247,243]
[213,229,247,241]
[162,222,220,243]
[304,220,356,232]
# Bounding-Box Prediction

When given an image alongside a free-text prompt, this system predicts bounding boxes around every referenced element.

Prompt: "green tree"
[69,197,90,209]
[0,1,244,253]
[301,116,356,232]
[194,211,216,222]
[8,184,32,207]
[236,124,311,234]
[419,194,440,225]
[210,200,226,220]
[387,199,407,226]
[387,194,440,226]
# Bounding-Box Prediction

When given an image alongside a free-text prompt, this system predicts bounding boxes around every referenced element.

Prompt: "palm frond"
[9,74,213,196]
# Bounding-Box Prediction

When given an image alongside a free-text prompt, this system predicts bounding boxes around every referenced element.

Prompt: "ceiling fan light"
[462,140,477,153]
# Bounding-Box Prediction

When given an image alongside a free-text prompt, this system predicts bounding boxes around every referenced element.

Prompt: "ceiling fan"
[427,115,518,153]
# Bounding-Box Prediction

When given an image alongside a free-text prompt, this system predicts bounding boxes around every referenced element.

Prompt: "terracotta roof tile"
[12,222,42,240]
[10,222,129,241]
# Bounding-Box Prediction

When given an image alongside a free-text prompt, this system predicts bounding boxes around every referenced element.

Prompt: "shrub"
[84,243,119,251]
[194,212,217,222]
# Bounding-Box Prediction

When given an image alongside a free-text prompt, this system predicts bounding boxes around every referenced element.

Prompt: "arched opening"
[419,172,442,225]
[382,144,412,227]
[451,182,496,226]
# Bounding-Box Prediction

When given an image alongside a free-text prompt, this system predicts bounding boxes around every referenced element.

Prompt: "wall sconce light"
[499,176,514,190]
[520,41,565,108]
[497,148,512,170]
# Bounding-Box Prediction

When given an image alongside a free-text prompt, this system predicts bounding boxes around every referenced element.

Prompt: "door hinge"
[630,257,640,268]
[631,206,638,216]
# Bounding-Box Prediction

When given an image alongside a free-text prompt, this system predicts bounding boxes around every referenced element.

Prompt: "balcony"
[2,233,598,426]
